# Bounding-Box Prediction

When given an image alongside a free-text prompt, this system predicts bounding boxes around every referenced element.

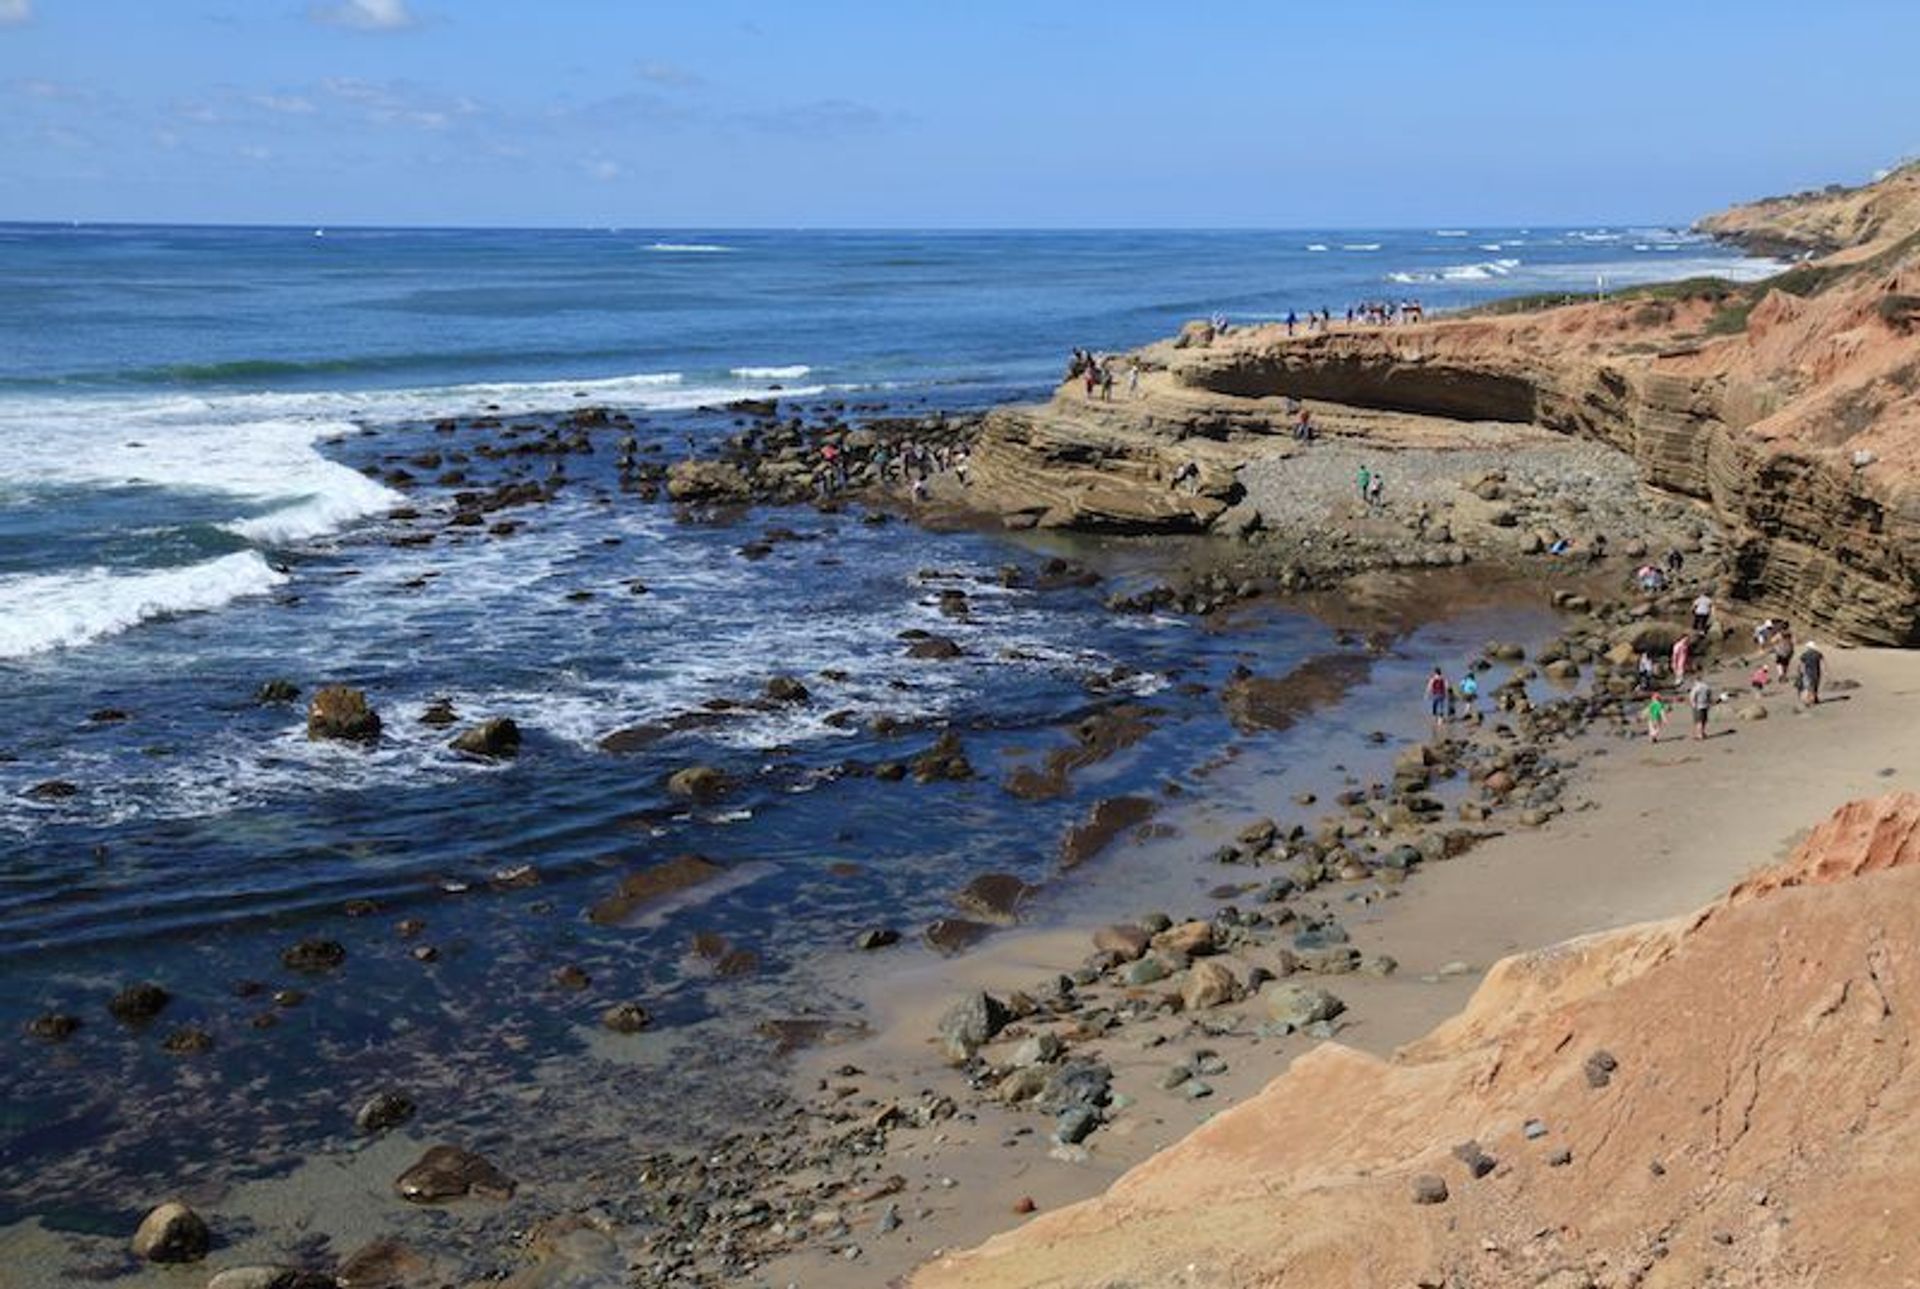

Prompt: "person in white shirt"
[1692,592,1713,635]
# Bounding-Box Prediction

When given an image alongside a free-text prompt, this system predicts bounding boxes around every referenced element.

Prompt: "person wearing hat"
[1797,641,1825,705]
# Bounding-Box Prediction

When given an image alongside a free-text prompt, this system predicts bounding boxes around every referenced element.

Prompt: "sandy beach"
[761,640,1920,1288]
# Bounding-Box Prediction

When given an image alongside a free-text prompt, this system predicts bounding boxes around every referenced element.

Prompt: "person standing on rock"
[1425,667,1448,735]
[1688,676,1713,740]
[1458,670,1480,722]
[1670,632,1692,683]
[1127,359,1141,398]
[1692,590,1714,635]
[1797,641,1825,705]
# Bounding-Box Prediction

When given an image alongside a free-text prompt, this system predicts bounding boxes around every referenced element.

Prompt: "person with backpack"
[1425,667,1448,734]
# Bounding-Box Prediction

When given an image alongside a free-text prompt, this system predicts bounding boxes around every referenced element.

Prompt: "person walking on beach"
[1645,691,1668,742]
[1692,590,1714,636]
[1286,309,1298,337]
[1425,667,1448,735]
[1670,632,1692,683]
[1458,670,1479,722]
[1688,676,1713,740]
[1796,641,1825,705]
[1770,621,1794,685]
[1100,361,1115,401]
[1083,358,1099,400]
[1366,472,1384,508]
[1637,650,1657,691]
[1127,359,1141,398]
[1356,464,1371,500]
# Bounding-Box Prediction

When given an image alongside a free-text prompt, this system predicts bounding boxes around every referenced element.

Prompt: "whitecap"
[0,552,287,658]
[1434,230,1469,237]
[1342,243,1382,251]
[729,365,812,380]
[1305,244,1329,252]
[646,242,734,253]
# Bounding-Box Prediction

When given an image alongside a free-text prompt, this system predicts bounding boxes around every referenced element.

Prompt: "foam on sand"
[0,552,288,658]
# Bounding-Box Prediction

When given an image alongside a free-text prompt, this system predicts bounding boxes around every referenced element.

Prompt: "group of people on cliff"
[1066,349,1142,402]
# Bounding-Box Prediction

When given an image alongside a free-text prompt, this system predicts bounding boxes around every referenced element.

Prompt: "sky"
[2,0,1916,229]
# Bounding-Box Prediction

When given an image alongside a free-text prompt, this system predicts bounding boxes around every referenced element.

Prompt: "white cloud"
[636,61,701,90]
[0,0,31,28]
[250,93,317,115]
[311,0,415,31]
[320,77,469,129]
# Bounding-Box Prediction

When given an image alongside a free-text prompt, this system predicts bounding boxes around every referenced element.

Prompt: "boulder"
[937,991,1010,1062]
[449,718,520,759]
[665,459,751,503]
[108,982,171,1025]
[764,675,811,704]
[906,635,964,661]
[253,679,300,705]
[588,854,724,926]
[665,764,731,801]
[1092,924,1151,961]
[307,686,380,744]
[1151,920,1214,957]
[393,1145,515,1203]
[131,1200,209,1264]
[281,939,346,973]
[601,1002,652,1033]
[1181,960,1240,1011]
[953,872,1036,925]
[1265,983,1346,1029]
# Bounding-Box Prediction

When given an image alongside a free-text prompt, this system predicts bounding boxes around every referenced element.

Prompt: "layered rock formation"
[914,794,1920,1288]
[965,167,1920,644]
[1695,159,1920,259]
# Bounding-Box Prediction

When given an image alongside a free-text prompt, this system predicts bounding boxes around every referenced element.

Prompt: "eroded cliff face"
[1694,159,1920,259]
[1164,273,1920,644]
[913,795,1920,1289]
[966,227,1920,644]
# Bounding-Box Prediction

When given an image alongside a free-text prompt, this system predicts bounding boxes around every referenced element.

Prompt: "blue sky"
[2,0,1915,228]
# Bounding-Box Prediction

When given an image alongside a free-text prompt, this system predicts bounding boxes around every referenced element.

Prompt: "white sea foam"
[0,552,287,658]
[1305,244,1329,252]
[729,365,812,380]
[1434,230,1470,237]
[646,242,734,253]
[1342,243,1382,251]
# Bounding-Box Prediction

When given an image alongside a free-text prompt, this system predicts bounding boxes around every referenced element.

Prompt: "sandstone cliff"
[913,794,1920,1288]
[1695,160,1920,259]
[964,166,1920,644]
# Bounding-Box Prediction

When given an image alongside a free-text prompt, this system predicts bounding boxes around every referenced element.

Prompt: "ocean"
[0,223,1774,1237]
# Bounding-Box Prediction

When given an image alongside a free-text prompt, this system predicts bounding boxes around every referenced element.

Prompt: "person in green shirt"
[1645,692,1668,743]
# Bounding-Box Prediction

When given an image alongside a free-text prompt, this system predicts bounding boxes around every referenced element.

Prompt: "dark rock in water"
[953,872,1037,926]
[601,1002,652,1033]
[906,635,964,660]
[589,854,724,926]
[550,964,591,991]
[1059,796,1155,869]
[161,1025,213,1055]
[307,685,381,743]
[254,679,301,705]
[393,1144,516,1203]
[25,780,78,801]
[855,928,900,951]
[131,1200,210,1263]
[936,990,1010,1062]
[1221,655,1372,733]
[666,459,751,503]
[207,1268,339,1289]
[910,731,974,783]
[449,717,520,759]
[418,698,458,728]
[923,917,993,957]
[27,1012,80,1041]
[88,708,130,723]
[665,763,731,800]
[336,1237,430,1288]
[282,938,346,973]
[755,1016,870,1055]
[108,982,171,1025]
[355,1091,417,1135]
[764,675,811,704]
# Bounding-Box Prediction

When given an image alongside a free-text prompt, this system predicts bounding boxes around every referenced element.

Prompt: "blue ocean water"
[0,224,1772,1234]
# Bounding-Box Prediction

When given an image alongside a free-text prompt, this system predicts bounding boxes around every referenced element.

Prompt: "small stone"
[131,1200,209,1263]
[601,1002,652,1033]
[936,991,1009,1062]
[1180,959,1239,1011]
[1010,1032,1063,1067]
[281,938,346,973]
[28,1013,80,1041]
[1584,1049,1618,1088]
[855,927,900,951]
[161,1026,213,1055]
[1548,1148,1573,1167]
[394,1144,515,1203]
[1411,1175,1449,1205]
[1053,1106,1098,1145]
[108,982,171,1025]
[1012,1196,1036,1215]
[1123,956,1170,986]
[1452,1140,1496,1178]
[550,964,590,991]
[355,1091,417,1135]
[1523,1118,1548,1140]
[1183,1080,1214,1100]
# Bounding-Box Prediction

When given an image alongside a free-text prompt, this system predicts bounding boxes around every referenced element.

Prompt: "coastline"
[774,642,1919,1289]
